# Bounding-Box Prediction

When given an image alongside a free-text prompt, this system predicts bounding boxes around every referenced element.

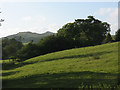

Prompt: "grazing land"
[2,42,119,88]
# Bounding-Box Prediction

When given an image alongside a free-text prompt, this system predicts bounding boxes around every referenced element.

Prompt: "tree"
[2,38,23,59]
[17,40,38,61]
[57,16,110,47]
[57,23,79,40]
[115,29,120,41]
[103,33,113,43]
[37,35,73,55]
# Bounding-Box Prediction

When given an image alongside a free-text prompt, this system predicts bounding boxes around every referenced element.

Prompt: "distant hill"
[2,31,56,43]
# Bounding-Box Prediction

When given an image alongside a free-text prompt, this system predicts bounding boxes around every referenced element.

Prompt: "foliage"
[37,35,74,55]
[2,38,23,59]
[57,16,110,47]
[103,33,113,43]
[17,40,38,61]
[115,29,120,41]
[16,35,74,61]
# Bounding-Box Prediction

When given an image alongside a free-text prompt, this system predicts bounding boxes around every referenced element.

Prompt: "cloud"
[21,16,47,32]
[23,16,32,21]
[29,24,62,34]
[40,16,46,22]
[98,8,113,16]
[0,23,60,38]
[22,16,46,22]
[26,24,62,34]
[47,24,61,33]
[0,15,61,38]
[94,8,118,35]
[0,27,27,37]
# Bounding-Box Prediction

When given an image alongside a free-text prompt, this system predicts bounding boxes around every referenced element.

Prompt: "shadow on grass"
[2,61,37,70]
[2,71,119,88]
[40,51,112,62]
[2,71,20,76]
[2,51,112,70]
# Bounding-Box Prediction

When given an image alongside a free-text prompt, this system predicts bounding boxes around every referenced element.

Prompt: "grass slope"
[2,42,119,88]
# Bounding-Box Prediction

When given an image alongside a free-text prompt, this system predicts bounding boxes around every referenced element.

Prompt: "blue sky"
[0,1,118,37]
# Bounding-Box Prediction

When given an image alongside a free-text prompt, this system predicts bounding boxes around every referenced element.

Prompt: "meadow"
[2,42,120,88]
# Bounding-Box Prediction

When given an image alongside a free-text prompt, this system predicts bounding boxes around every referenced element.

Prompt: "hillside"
[2,42,119,88]
[2,31,55,43]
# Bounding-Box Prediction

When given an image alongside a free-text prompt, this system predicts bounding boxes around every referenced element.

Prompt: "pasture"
[2,42,119,88]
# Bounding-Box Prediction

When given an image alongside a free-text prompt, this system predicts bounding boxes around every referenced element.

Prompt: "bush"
[115,29,120,41]
[17,41,38,61]
[37,35,74,55]
[2,38,23,59]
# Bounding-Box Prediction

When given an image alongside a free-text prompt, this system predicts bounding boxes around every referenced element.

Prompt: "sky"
[0,1,118,38]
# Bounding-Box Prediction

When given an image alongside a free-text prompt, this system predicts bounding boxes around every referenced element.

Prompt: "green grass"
[2,42,119,88]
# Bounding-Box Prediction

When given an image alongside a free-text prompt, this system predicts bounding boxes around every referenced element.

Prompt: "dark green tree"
[2,38,23,59]
[57,16,110,47]
[37,35,73,55]
[115,29,120,41]
[17,40,38,61]
[57,23,79,40]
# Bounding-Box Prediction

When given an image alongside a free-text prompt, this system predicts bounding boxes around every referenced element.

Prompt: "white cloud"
[23,16,32,21]
[21,16,47,32]
[0,23,60,38]
[99,8,112,15]
[25,24,62,34]
[22,16,46,22]
[94,8,118,35]
[40,16,46,22]
[47,24,61,33]
[0,27,27,37]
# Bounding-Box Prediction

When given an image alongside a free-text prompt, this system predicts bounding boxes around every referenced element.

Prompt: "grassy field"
[2,42,119,88]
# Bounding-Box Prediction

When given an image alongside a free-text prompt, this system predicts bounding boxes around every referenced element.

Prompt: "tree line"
[2,16,120,62]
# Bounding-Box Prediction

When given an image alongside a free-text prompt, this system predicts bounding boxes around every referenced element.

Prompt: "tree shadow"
[40,51,113,62]
[2,71,20,76]
[2,61,37,70]
[2,71,119,88]
[2,51,112,70]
